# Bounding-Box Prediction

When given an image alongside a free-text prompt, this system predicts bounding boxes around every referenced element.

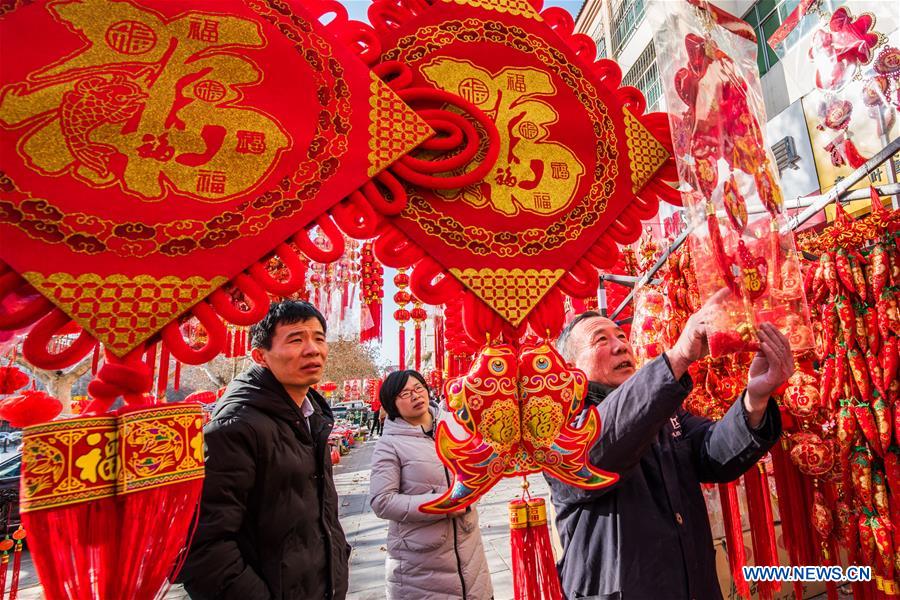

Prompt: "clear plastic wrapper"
[769,1,899,190]
[650,0,813,357]
[629,285,668,367]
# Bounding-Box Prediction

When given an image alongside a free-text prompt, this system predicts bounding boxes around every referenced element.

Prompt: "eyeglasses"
[397,385,427,400]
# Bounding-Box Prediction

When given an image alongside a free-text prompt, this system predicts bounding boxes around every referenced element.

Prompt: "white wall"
[766,100,821,201]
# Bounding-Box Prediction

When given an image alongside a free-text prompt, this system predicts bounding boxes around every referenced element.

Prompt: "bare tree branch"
[10,352,94,416]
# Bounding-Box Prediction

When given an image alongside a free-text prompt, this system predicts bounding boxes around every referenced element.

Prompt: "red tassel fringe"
[719,482,751,599]
[744,463,780,600]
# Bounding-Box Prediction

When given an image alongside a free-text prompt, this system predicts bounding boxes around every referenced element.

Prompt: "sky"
[330,0,586,370]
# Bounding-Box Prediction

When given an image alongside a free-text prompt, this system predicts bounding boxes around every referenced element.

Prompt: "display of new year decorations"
[2,0,896,598]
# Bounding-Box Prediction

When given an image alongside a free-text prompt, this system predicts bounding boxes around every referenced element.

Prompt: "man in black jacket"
[180,301,350,599]
[547,290,791,599]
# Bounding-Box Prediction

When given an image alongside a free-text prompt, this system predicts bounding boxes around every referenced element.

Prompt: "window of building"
[742,0,802,76]
[588,18,608,59]
[612,0,646,57]
[623,42,660,111]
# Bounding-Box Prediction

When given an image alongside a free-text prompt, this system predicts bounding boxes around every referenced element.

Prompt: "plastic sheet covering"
[649,0,814,357]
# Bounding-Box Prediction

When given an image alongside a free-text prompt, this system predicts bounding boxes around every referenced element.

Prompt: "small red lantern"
[393,272,410,287]
[393,290,411,305]
[0,391,63,427]
[410,306,428,322]
[0,366,29,395]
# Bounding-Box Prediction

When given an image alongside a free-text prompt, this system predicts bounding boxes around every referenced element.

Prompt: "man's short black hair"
[557,310,603,362]
[379,370,428,421]
[250,301,327,350]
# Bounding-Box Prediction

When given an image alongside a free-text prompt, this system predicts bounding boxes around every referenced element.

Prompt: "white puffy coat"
[370,406,493,600]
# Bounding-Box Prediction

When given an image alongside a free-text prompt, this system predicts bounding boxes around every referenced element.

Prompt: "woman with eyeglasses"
[369,370,493,600]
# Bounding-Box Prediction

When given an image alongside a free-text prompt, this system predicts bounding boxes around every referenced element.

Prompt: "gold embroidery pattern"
[368,72,433,177]
[441,0,543,20]
[384,19,623,258]
[520,395,564,447]
[623,108,670,193]
[449,267,565,326]
[22,272,227,354]
[21,416,118,513]
[0,0,357,258]
[118,404,204,495]
[478,398,521,454]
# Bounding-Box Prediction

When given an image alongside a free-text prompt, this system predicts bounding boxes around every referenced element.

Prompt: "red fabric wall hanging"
[364,0,679,339]
[0,0,433,365]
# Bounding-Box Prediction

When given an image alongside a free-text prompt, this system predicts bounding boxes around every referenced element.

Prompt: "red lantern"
[393,272,410,287]
[393,290,412,305]
[0,390,63,427]
[393,309,410,323]
[318,381,338,393]
[0,366,29,395]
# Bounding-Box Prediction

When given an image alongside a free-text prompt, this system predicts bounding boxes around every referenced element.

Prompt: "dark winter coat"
[179,365,350,600]
[546,355,781,600]
[369,404,493,599]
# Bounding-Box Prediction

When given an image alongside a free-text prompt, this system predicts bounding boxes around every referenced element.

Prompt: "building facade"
[575,0,899,213]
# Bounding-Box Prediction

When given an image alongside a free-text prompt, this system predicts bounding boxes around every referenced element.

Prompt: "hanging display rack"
[609,137,900,320]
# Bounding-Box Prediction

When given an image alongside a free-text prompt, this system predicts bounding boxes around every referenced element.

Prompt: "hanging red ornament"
[394,269,411,367]
[184,390,218,405]
[0,366,28,395]
[0,390,62,427]
[411,301,427,371]
[360,242,384,343]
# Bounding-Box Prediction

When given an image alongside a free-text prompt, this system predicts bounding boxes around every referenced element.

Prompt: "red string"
[9,535,22,600]
[85,346,152,414]
[414,325,422,372]
[719,482,750,599]
[0,550,8,600]
[156,345,170,401]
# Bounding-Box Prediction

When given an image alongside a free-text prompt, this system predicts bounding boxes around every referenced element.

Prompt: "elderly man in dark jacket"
[547,290,791,600]
[180,301,350,600]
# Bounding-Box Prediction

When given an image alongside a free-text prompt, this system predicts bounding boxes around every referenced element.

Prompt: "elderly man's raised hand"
[665,288,731,379]
[744,323,795,427]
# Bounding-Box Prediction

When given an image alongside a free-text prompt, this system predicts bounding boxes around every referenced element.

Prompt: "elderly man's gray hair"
[556,310,603,363]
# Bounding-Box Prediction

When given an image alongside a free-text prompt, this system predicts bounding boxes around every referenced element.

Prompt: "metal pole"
[783,137,900,233]
[743,183,900,216]
[608,137,899,319]
[610,221,697,320]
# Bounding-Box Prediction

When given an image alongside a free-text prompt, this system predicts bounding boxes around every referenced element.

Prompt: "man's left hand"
[744,323,795,428]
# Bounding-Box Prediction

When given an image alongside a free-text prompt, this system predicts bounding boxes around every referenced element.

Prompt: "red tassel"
[414,325,422,372]
[156,345,170,401]
[770,440,814,573]
[173,360,181,392]
[527,498,562,600]
[90,344,100,375]
[9,527,24,600]
[144,345,157,395]
[744,463,780,600]
[719,482,751,599]
[115,404,204,599]
[841,137,868,169]
[434,315,445,374]
[0,538,10,600]
[509,500,533,600]
[399,325,406,369]
[22,416,120,600]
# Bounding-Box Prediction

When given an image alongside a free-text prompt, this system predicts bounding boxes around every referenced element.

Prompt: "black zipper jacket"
[545,355,781,600]
[179,365,350,599]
